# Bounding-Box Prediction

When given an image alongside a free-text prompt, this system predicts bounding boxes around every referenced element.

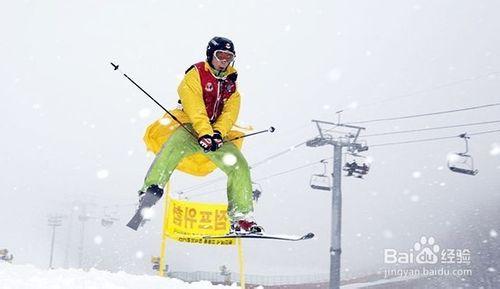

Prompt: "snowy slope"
[0,263,253,289]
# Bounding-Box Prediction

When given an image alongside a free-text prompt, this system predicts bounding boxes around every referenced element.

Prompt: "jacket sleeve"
[177,68,214,137]
[212,90,241,137]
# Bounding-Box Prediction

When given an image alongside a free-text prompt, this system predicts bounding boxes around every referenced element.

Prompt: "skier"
[137,36,262,234]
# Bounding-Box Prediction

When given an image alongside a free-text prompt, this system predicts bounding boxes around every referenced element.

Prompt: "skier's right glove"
[212,130,224,151]
[198,135,214,152]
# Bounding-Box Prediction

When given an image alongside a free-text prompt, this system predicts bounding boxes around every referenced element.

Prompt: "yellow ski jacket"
[143,62,245,176]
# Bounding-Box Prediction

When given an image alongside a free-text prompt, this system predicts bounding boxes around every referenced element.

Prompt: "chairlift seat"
[447,153,478,176]
[449,166,478,176]
[310,174,331,191]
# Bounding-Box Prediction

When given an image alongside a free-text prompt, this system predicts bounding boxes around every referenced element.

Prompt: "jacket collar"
[204,61,236,79]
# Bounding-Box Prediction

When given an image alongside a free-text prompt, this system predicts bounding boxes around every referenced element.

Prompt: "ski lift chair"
[447,133,479,176]
[353,163,370,178]
[343,153,370,178]
[343,161,357,177]
[310,160,331,191]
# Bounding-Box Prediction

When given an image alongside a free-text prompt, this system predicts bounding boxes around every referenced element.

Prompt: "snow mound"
[0,263,246,289]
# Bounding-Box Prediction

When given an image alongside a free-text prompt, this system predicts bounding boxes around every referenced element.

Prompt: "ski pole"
[224,126,275,143]
[110,62,199,140]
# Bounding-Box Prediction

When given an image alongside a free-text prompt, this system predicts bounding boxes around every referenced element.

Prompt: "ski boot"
[231,219,264,235]
[137,184,164,200]
[127,185,164,230]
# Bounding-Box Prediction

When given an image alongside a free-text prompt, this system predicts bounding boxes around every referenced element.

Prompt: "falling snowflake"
[159,118,171,126]
[383,230,394,239]
[447,153,460,163]
[146,151,155,159]
[412,171,422,178]
[97,169,109,179]
[141,207,155,220]
[410,195,420,202]
[490,229,498,238]
[490,143,500,156]
[135,251,144,259]
[139,108,151,118]
[222,153,237,166]
[347,101,358,109]
[94,235,103,245]
[327,68,342,82]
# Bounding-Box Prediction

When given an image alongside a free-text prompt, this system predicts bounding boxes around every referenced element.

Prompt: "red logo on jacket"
[205,82,214,92]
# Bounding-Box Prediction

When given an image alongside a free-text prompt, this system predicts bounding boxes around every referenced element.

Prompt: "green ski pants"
[142,125,254,220]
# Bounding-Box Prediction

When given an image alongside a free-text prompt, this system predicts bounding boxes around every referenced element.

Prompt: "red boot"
[231,219,264,234]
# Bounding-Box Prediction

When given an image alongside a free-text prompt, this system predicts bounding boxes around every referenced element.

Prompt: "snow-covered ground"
[0,263,255,289]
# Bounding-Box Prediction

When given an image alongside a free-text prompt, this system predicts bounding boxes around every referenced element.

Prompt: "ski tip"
[303,232,315,240]
[126,221,139,231]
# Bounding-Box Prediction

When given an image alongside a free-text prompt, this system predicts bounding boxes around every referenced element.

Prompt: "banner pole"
[237,238,246,289]
[159,182,170,277]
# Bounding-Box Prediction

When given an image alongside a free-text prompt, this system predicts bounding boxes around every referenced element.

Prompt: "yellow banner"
[164,196,235,246]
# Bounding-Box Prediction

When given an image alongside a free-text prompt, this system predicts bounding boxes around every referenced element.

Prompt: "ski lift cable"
[360,119,500,137]
[345,102,500,125]
[253,159,332,183]
[370,128,500,148]
[336,70,500,113]
[249,141,309,168]
[469,128,500,136]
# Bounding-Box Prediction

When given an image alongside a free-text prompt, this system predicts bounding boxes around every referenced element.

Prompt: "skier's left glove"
[198,135,214,152]
[212,130,224,151]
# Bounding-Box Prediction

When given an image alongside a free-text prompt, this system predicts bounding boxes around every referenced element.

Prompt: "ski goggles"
[214,50,235,62]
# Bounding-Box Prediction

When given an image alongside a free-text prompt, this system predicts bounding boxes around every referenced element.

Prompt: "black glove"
[212,130,224,151]
[198,135,214,151]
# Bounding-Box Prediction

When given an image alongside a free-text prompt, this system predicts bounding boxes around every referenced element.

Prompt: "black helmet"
[206,36,235,63]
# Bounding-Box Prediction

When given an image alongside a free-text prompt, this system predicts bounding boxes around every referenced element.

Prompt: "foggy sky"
[1,0,499,280]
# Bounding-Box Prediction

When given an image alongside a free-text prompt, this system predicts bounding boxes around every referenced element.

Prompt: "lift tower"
[306,120,368,289]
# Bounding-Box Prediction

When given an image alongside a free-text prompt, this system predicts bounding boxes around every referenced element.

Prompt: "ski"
[203,232,314,242]
[126,191,162,231]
